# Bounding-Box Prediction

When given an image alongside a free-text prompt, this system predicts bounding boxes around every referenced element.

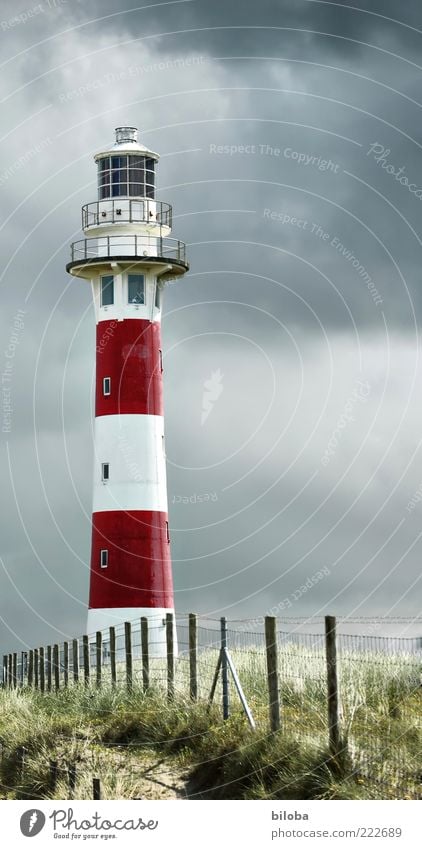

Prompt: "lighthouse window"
[101,463,110,482]
[100,549,108,568]
[98,154,156,199]
[128,273,145,304]
[103,377,111,396]
[100,275,114,306]
[155,283,161,309]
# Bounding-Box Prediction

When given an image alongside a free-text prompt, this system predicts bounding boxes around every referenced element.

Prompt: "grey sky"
[0,0,421,650]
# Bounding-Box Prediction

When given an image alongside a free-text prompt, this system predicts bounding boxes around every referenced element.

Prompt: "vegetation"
[0,645,420,800]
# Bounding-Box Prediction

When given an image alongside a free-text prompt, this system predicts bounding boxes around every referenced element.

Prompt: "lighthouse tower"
[66,127,188,654]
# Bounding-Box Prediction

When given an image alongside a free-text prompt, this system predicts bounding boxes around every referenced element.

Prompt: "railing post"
[7,654,12,689]
[12,653,17,688]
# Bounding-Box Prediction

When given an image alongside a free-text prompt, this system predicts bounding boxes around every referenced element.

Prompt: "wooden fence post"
[34,648,39,689]
[46,645,52,692]
[20,745,26,779]
[82,635,90,686]
[2,655,7,688]
[39,647,45,693]
[28,650,34,687]
[141,617,149,691]
[20,651,26,687]
[72,639,79,684]
[221,617,229,720]
[265,616,281,732]
[8,654,12,689]
[93,777,101,800]
[12,653,17,689]
[63,642,69,688]
[68,763,76,798]
[166,613,174,701]
[125,622,132,690]
[96,631,102,689]
[325,615,341,757]
[109,627,116,688]
[50,760,58,793]
[53,644,60,691]
[189,613,198,701]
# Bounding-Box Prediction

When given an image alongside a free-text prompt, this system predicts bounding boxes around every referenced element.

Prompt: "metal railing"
[70,235,187,265]
[82,198,172,229]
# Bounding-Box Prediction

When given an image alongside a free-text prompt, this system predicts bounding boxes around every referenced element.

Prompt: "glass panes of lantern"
[98,156,156,199]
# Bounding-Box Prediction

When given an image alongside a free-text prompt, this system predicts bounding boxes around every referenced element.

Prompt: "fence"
[2,614,421,799]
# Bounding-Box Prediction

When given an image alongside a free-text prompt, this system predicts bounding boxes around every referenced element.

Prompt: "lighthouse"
[66,126,189,654]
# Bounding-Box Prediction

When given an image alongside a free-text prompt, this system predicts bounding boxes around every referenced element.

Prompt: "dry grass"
[0,644,420,800]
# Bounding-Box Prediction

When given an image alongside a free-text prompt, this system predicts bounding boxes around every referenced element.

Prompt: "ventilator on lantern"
[66,127,189,655]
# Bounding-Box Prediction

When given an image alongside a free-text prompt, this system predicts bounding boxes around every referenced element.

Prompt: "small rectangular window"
[128,273,145,304]
[166,521,170,543]
[100,275,114,306]
[155,283,161,309]
[159,349,163,372]
[103,377,111,396]
[101,463,109,482]
[100,549,108,568]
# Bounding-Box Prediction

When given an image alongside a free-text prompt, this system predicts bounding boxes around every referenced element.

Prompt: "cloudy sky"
[0,0,422,650]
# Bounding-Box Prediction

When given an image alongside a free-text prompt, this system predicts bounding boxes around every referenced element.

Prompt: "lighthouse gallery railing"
[82,198,172,229]
[70,234,187,264]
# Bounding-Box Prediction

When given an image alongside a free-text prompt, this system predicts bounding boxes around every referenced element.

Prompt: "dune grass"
[0,644,420,800]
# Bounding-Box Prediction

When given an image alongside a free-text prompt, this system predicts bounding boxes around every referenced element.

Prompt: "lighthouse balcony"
[67,234,188,276]
[82,198,172,231]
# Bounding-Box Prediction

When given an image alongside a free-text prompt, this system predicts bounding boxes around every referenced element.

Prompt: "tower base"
[87,606,176,658]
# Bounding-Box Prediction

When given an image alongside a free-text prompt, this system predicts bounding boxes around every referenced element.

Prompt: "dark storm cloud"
[79,0,422,58]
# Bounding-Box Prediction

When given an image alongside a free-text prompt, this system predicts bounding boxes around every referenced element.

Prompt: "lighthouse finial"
[115,126,138,144]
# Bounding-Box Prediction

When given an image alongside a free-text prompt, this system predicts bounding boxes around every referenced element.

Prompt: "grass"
[0,644,420,800]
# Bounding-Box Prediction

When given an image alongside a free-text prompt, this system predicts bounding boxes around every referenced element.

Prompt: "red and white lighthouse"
[67,126,188,653]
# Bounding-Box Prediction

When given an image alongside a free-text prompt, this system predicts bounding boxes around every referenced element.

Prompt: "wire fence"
[2,613,421,799]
